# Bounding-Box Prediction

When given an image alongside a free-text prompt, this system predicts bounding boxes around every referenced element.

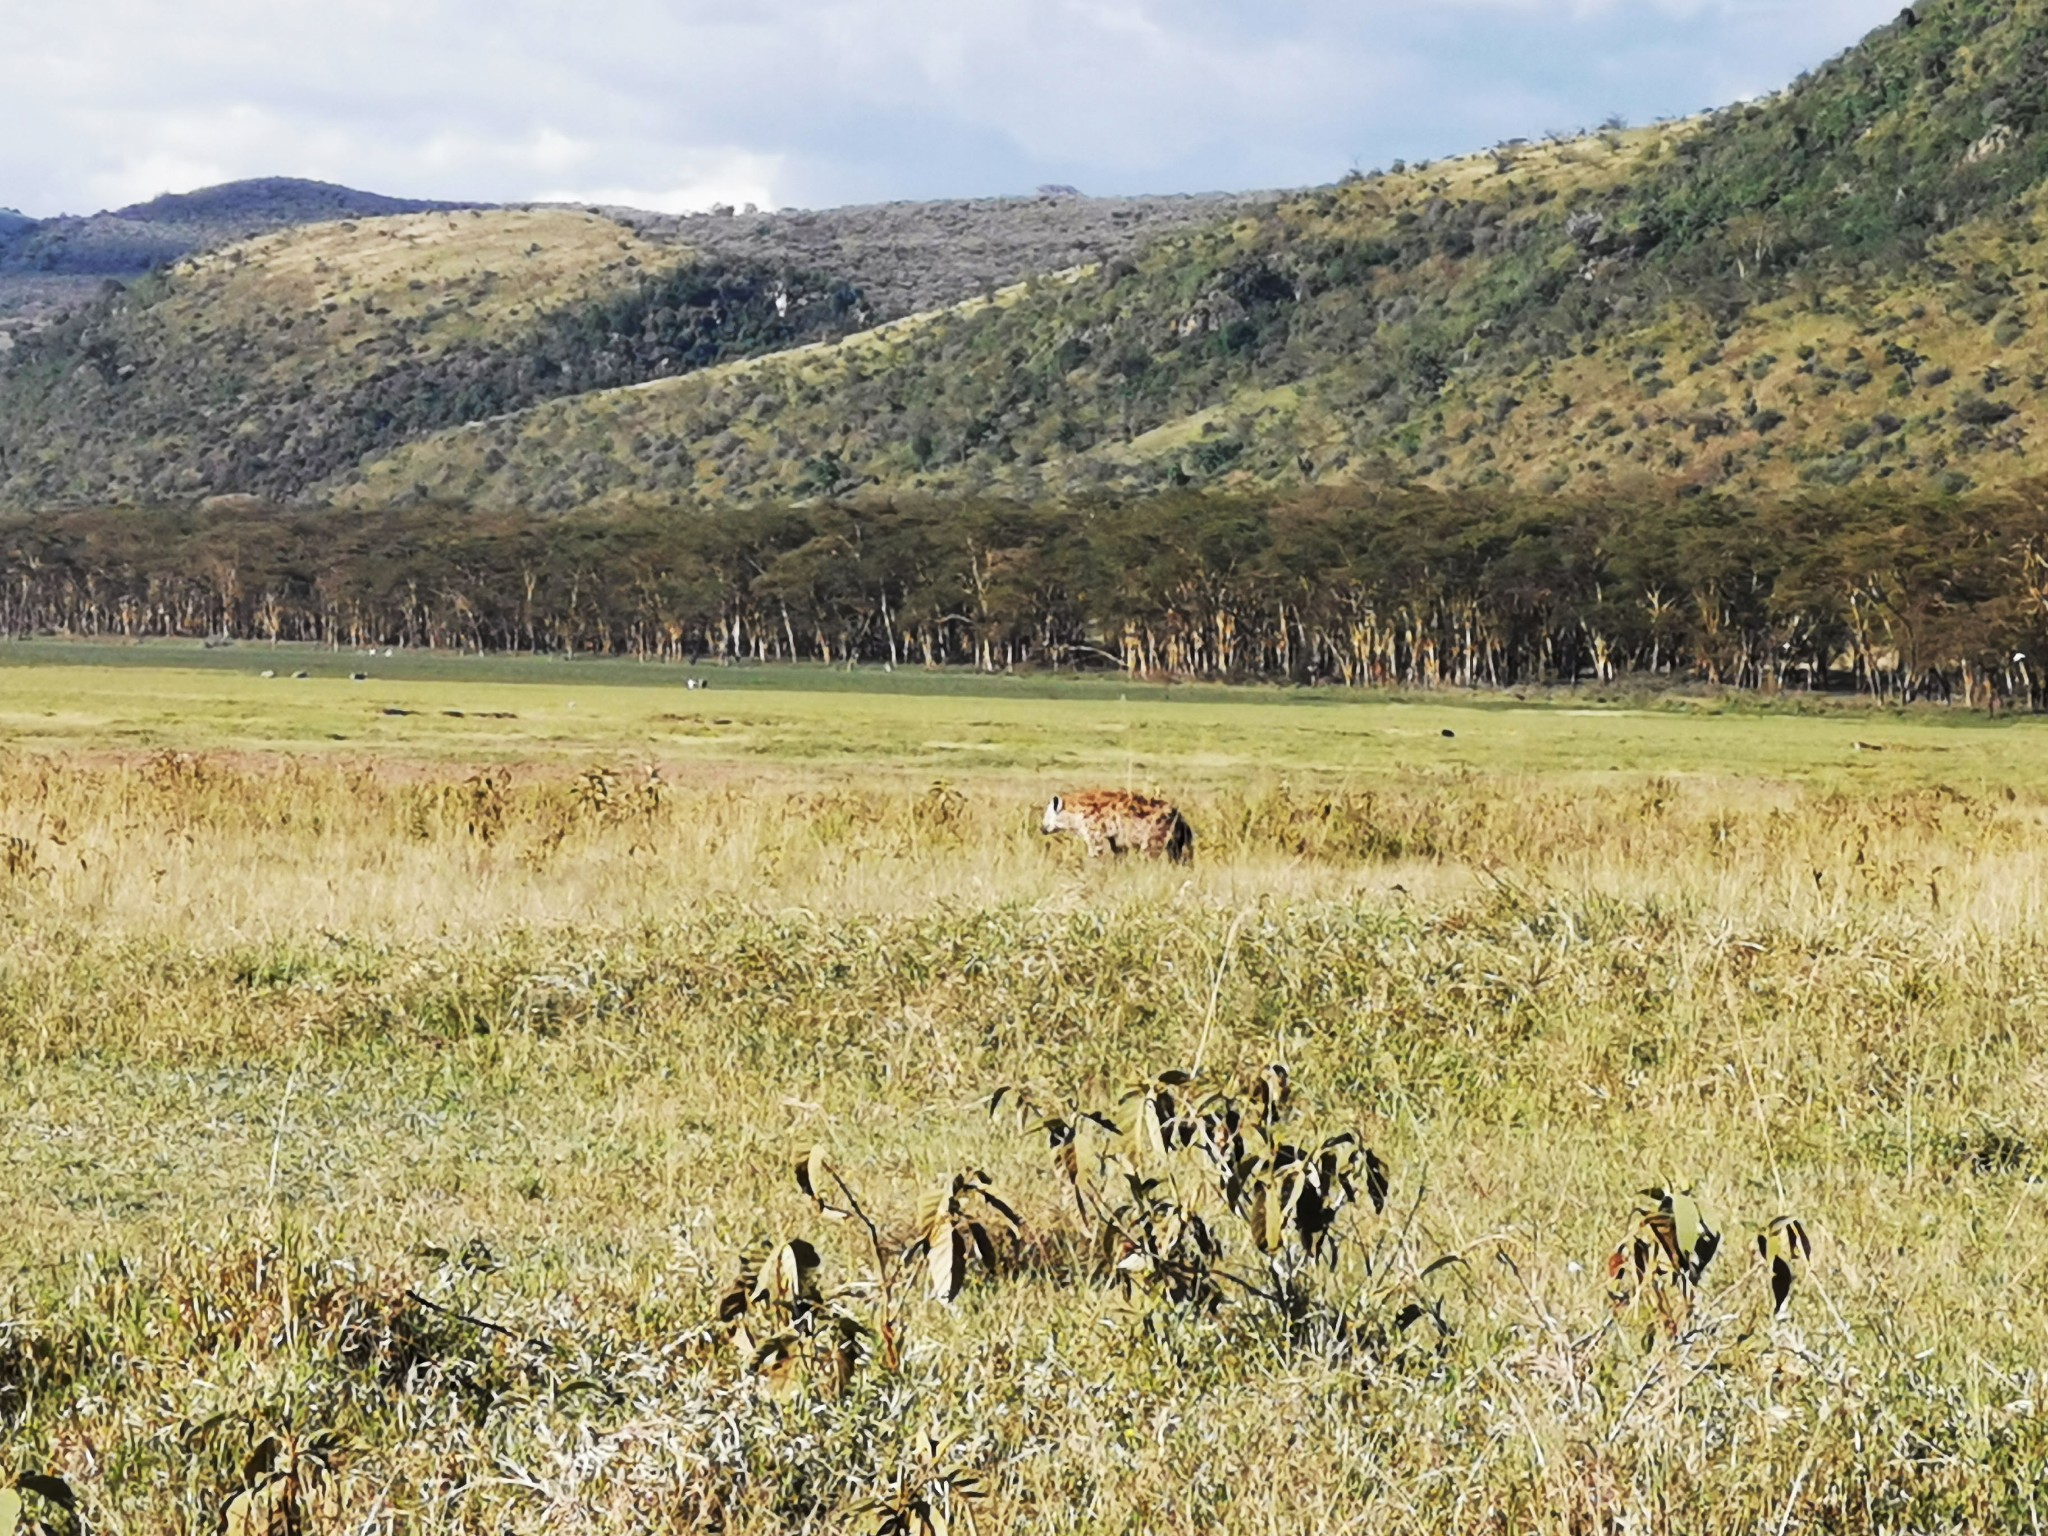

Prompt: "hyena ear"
[1048,795,1063,814]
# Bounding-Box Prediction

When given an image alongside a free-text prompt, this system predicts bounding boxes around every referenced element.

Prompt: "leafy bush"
[1955,392,2017,426]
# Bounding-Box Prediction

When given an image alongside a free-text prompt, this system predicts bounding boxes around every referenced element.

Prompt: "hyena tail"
[1166,811,1195,865]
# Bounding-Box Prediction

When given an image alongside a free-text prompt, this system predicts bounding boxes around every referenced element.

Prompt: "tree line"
[3,486,2046,707]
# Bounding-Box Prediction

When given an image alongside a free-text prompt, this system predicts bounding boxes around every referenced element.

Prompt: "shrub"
[1954,393,2016,427]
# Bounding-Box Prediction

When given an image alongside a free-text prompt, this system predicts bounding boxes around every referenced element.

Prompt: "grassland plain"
[1,652,2046,1532]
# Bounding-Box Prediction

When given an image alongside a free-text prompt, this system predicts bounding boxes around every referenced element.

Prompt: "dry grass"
[2,725,2045,1532]
[180,209,664,349]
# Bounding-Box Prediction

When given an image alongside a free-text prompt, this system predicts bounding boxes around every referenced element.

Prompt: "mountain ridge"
[10,0,2048,510]
[0,186,1275,505]
[336,0,2048,507]
[106,177,489,225]
[0,177,494,324]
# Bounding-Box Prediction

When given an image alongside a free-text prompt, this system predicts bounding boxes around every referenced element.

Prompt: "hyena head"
[1041,795,1071,836]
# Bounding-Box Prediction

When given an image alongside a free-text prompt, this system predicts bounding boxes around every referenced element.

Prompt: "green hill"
[331,0,2048,508]
[0,190,1268,507]
[0,178,488,322]
[11,0,2048,511]
[0,209,881,503]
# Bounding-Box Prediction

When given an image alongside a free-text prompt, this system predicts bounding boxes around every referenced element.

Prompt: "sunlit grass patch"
[1,685,2045,1530]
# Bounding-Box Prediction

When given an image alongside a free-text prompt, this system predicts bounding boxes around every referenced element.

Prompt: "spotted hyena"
[1041,791,1194,863]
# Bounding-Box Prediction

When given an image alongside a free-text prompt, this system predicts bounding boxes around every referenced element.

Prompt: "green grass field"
[2,647,2044,1532]
[3,639,2042,786]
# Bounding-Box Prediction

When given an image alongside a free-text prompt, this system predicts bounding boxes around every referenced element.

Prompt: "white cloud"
[533,149,787,213]
[0,0,1912,218]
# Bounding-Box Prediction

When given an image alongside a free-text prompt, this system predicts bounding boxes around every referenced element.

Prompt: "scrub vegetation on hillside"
[15,4,2048,508]
[0,193,1270,506]
[336,1,2048,507]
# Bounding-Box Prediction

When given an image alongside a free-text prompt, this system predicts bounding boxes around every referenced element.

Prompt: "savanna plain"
[1,645,2045,1533]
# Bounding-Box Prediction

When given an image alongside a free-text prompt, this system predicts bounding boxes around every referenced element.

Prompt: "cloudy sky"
[5,0,1907,219]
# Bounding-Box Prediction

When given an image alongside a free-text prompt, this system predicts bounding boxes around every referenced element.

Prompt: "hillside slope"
[0,178,486,319]
[10,0,2048,511]
[0,188,1273,506]
[611,191,1277,325]
[336,0,2048,507]
[0,209,841,504]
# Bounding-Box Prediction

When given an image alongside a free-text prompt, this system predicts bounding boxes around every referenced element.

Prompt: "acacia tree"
[3,483,2046,708]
